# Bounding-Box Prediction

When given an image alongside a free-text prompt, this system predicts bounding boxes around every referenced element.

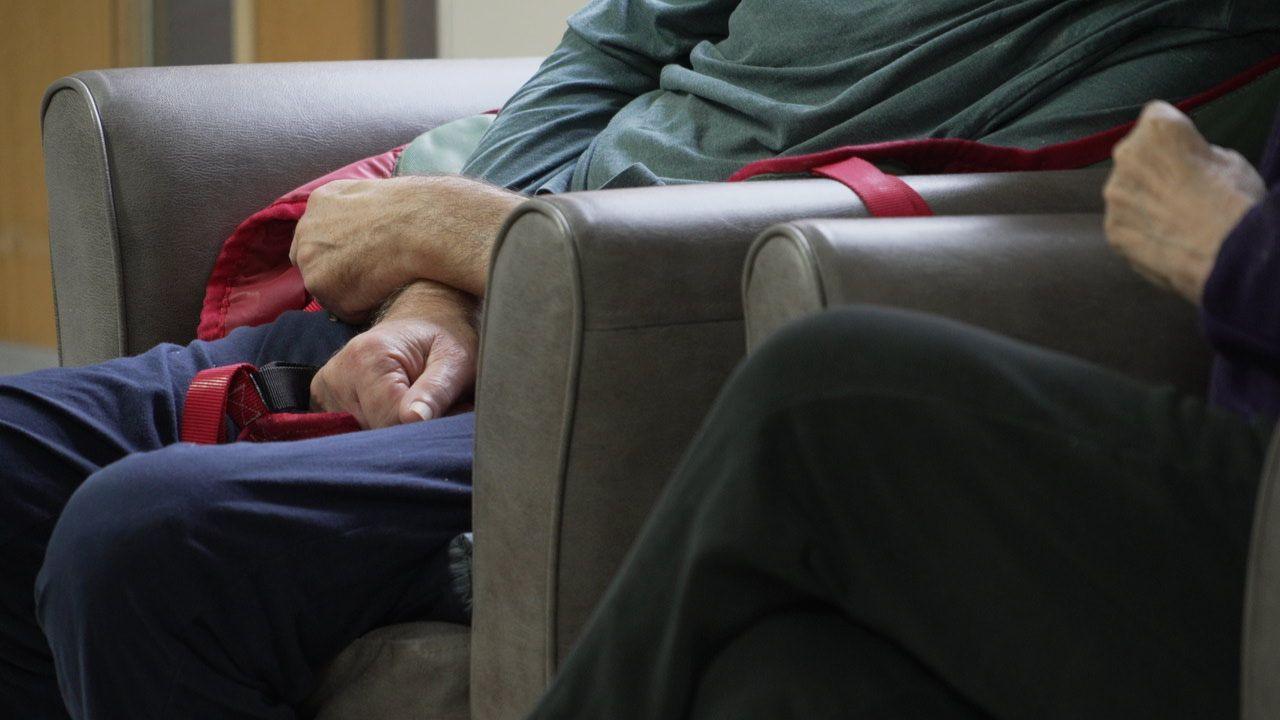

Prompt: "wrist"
[379,280,478,328]
[401,176,523,297]
[1188,190,1259,304]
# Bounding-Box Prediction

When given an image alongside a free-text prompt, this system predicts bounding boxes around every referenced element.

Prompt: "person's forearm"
[1202,186,1280,372]
[377,277,478,328]
[391,176,523,298]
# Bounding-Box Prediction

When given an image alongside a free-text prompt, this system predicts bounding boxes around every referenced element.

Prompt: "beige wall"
[438,0,582,59]
[252,0,380,62]
[0,0,148,349]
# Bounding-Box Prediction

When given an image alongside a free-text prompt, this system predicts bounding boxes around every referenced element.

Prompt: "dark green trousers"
[526,306,1273,720]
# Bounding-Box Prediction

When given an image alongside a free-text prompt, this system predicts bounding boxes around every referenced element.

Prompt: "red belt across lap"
[181,362,359,444]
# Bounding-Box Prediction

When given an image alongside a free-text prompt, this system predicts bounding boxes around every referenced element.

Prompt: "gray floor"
[0,341,58,375]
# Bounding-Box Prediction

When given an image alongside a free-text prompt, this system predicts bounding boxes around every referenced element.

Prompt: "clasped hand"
[309,282,478,429]
[291,177,432,324]
[1104,101,1265,303]
[290,174,520,323]
[290,175,520,428]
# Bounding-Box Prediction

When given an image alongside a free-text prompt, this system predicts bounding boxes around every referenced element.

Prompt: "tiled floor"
[0,341,58,376]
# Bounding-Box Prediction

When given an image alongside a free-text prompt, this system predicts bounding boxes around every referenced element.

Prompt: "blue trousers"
[0,311,475,719]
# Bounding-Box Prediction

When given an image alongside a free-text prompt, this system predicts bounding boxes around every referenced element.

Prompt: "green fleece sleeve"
[459,0,739,194]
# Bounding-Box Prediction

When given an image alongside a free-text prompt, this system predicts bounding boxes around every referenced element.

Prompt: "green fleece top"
[460,0,1280,194]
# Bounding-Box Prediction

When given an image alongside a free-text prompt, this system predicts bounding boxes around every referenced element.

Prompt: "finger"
[359,371,413,429]
[400,342,475,424]
[342,392,370,430]
[312,362,370,428]
[1137,99,1182,123]
[289,212,313,267]
[1128,256,1176,293]
[1143,101,1209,155]
[310,371,331,412]
[1115,229,1180,290]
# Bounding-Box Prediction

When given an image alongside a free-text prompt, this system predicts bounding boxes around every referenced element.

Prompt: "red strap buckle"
[181,364,264,444]
[180,364,358,444]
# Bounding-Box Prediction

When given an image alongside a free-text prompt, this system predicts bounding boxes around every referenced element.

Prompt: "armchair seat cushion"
[302,621,470,720]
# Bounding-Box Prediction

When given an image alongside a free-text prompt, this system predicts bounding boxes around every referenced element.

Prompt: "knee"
[35,447,223,627]
[735,305,983,410]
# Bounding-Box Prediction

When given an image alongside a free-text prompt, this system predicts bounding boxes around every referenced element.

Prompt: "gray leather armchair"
[742,214,1280,720]
[472,173,1115,718]
[41,57,544,720]
[43,59,1110,720]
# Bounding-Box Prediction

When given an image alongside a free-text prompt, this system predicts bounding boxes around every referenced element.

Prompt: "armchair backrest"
[42,58,540,365]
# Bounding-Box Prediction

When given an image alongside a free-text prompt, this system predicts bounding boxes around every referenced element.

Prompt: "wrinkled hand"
[290,175,522,323]
[1103,101,1266,303]
[310,281,478,429]
[291,178,422,323]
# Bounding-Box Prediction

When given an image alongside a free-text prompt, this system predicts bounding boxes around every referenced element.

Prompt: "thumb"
[399,341,474,424]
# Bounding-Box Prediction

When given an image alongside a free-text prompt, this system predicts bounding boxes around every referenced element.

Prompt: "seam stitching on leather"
[43,77,128,362]
[542,203,585,678]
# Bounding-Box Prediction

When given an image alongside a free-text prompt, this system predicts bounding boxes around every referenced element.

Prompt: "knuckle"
[343,334,376,360]
[1111,141,1135,165]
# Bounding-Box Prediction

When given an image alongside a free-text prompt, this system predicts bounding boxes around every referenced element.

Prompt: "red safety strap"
[811,156,933,218]
[180,363,264,444]
[181,363,359,444]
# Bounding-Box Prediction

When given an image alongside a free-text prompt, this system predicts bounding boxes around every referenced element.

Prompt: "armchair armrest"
[743,214,1212,394]
[1244,428,1280,720]
[471,170,1107,720]
[42,58,540,365]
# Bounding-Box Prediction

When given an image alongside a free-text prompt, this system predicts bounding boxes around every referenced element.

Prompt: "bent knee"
[36,447,221,616]
[736,305,1007,409]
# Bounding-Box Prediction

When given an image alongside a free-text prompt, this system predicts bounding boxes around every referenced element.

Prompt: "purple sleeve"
[1201,187,1280,420]
[1203,188,1280,367]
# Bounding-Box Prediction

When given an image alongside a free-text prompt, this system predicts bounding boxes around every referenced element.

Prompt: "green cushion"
[395,114,498,177]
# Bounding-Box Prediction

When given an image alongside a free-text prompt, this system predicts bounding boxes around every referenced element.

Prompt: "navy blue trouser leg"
[0,311,475,719]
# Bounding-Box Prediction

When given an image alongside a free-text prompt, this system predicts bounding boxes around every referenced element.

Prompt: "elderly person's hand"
[290,175,521,323]
[310,281,478,429]
[1103,101,1266,303]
